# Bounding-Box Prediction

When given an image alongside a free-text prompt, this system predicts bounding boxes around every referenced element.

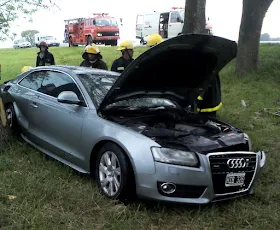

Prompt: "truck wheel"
[69,37,73,47]
[112,40,118,46]
[87,36,93,45]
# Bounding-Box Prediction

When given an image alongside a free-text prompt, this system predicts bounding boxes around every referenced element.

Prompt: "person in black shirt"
[111,40,134,73]
[80,44,108,70]
[196,73,222,118]
[36,41,55,67]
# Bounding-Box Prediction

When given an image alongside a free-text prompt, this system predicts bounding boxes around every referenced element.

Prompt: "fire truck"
[136,7,213,43]
[64,13,120,47]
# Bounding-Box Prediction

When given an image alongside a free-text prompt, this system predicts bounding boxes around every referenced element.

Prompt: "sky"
[0,0,279,48]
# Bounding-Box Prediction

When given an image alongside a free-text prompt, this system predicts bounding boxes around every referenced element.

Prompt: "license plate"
[225,172,246,187]
[108,37,111,40]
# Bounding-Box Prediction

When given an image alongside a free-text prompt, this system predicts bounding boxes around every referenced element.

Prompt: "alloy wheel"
[6,108,13,128]
[99,151,121,197]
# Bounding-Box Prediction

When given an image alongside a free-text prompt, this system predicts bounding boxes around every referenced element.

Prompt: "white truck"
[35,33,60,47]
[136,7,213,44]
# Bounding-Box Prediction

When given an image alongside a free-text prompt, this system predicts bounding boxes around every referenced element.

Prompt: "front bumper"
[136,151,266,204]
[95,36,119,41]
[47,43,60,47]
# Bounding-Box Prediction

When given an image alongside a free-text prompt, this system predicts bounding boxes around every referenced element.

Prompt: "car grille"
[208,153,257,195]
[99,31,118,36]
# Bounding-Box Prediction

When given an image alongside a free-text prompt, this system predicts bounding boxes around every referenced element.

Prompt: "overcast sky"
[0,0,279,48]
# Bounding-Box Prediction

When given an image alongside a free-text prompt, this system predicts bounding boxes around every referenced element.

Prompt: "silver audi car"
[0,34,266,204]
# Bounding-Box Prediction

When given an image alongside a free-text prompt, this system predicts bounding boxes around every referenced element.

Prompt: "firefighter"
[21,66,33,73]
[146,34,163,48]
[196,73,222,118]
[111,40,134,73]
[36,41,55,67]
[80,44,108,70]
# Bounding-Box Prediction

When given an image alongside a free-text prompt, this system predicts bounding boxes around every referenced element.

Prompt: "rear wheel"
[69,37,73,47]
[87,36,93,45]
[111,40,118,46]
[95,143,135,201]
[5,104,21,137]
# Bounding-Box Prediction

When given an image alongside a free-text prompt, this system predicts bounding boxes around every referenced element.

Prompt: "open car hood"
[99,34,237,110]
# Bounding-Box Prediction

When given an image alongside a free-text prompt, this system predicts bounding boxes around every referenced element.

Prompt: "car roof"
[33,65,121,77]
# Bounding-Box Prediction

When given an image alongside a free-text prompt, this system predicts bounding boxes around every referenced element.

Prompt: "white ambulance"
[136,7,212,43]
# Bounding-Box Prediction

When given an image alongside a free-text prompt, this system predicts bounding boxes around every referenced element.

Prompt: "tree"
[0,0,58,40]
[21,29,39,45]
[182,0,206,34]
[8,32,17,41]
[235,0,274,74]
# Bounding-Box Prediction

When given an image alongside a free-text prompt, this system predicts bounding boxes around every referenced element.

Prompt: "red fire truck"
[64,13,120,46]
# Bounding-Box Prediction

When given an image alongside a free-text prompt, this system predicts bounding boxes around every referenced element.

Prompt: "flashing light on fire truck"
[93,13,109,17]
[171,7,184,10]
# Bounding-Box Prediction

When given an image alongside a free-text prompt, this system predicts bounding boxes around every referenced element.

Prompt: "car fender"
[80,113,160,175]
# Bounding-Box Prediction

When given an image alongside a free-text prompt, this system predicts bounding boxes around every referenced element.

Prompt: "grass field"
[0,44,280,230]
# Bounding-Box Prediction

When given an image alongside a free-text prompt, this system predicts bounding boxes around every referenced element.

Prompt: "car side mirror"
[57,91,82,105]
[177,17,183,23]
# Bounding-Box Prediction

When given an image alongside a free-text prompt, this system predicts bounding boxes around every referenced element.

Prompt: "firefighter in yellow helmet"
[21,66,33,73]
[146,34,163,48]
[111,40,134,73]
[80,44,108,70]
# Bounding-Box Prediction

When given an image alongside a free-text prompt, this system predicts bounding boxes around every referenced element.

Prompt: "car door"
[168,11,183,38]
[15,71,44,133]
[28,70,89,165]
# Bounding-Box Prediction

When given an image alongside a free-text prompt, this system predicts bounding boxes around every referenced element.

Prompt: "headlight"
[151,147,199,167]
[244,133,252,151]
[97,33,102,36]
[115,33,119,36]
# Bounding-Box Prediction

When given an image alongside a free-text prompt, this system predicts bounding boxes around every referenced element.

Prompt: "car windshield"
[77,73,177,109]
[95,18,118,27]
[15,39,27,43]
[77,73,118,106]
[42,36,55,40]
[179,10,185,21]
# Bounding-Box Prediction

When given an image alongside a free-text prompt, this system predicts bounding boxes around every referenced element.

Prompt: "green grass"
[0,44,280,230]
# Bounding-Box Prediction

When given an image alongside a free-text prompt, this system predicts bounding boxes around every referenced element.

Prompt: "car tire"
[5,104,21,137]
[95,143,135,201]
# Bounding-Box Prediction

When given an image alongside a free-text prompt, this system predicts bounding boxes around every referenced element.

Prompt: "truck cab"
[65,13,120,47]
[136,7,213,43]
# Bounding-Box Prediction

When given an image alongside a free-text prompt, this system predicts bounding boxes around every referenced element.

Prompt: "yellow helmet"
[21,66,33,73]
[117,40,134,51]
[84,43,100,54]
[146,34,163,47]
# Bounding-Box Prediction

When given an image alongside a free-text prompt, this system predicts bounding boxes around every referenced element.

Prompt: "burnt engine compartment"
[102,109,250,154]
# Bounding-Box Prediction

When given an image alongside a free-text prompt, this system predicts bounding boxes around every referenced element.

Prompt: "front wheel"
[95,143,135,200]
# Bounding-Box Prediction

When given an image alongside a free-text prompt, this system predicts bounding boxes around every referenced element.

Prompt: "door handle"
[30,103,38,108]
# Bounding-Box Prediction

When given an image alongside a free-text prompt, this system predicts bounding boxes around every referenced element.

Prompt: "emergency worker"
[196,73,222,118]
[21,66,33,73]
[111,40,134,73]
[80,44,108,70]
[36,41,55,67]
[146,34,163,48]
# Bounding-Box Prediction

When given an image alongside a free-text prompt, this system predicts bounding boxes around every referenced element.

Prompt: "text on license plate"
[225,172,246,187]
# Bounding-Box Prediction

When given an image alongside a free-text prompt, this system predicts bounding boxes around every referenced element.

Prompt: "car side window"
[170,11,180,23]
[18,71,44,91]
[38,71,83,101]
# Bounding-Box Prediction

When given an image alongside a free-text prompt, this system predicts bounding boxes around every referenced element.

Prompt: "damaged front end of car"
[96,34,266,203]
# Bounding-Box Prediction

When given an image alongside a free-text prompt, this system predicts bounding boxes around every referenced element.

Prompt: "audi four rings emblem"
[227,158,249,168]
